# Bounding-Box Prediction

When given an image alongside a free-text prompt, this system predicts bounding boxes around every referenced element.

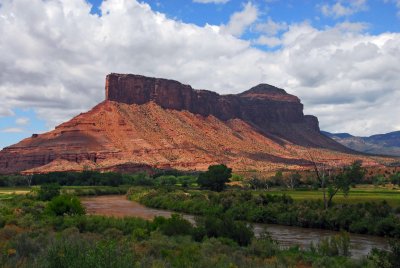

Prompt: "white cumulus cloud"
[0,0,399,139]
[253,36,282,47]
[255,17,288,36]
[320,0,367,18]
[220,2,258,37]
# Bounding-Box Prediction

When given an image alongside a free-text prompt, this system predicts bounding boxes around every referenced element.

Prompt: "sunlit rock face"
[0,73,359,174]
[105,73,336,147]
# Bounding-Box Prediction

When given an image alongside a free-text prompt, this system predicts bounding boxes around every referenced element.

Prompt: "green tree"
[272,171,284,187]
[344,160,366,184]
[197,164,232,192]
[326,161,366,207]
[390,173,400,186]
[309,152,366,209]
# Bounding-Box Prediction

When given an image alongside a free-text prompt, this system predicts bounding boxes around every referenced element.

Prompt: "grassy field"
[265,185,400,207]
[1,184,400,206]
[0,187,31,200]
[0,185,130,199]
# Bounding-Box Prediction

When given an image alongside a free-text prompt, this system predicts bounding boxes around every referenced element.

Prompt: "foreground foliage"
[0,193,386,268]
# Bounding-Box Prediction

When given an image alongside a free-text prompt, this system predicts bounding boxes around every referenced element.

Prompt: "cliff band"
[0,73,378,174]
[105,73,343,150]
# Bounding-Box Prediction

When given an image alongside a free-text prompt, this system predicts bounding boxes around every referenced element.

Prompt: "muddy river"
[81,195,389,259]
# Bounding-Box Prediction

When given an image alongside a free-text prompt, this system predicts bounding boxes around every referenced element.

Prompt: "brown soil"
[81,195,182,220]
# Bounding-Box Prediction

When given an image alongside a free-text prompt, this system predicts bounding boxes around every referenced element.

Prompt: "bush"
[176,175,197,187]
[40,236,135,268]
[315,232,351,257]
[246,235,279,258]
[38,183,61,201]
[10,232,41,258]
[154,175,178,187]
[46,195,85,216]
[197,213,254,246]
[369,239,400,268]
[123,172,154,186]
[154,214,193,236]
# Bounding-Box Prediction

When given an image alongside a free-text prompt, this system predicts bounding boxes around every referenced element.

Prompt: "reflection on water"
[82,195,389,259]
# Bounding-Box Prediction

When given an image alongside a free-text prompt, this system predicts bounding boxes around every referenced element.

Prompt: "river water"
[81,195,389,259]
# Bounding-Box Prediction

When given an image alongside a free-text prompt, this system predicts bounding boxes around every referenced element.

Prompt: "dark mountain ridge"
[322,131,400,157]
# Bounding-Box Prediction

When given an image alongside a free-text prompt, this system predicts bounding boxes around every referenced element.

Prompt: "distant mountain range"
[322,131,400,157]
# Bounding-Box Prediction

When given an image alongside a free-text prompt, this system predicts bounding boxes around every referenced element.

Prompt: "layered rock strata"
[0,74,371,174]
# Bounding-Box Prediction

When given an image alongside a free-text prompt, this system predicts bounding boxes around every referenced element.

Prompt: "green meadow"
[265,185,400,207]
[0,187,31,200]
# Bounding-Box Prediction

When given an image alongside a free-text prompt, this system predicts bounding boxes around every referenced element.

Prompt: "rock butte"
[0,74,389,174]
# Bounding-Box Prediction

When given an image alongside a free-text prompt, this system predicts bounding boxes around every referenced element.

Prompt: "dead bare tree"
[306,150,332,209]
[283,144,365,209]
[26,174,33,187]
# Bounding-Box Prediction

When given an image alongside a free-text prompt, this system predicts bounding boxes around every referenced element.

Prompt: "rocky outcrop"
[106,74,303,122]
[105,73,345,149]
[0,73,363,174]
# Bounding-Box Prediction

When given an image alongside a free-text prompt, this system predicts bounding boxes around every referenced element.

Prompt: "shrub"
[154,175,177,187]
[246,236,279,258]
[316,232,351,257]
[10,232,41,258]
[176,175,197,187]
[38,183,61,201]
[132,228,149,241]
[197,213,254,246]
[46,195,85,216]
[123,172,154,186]
[154,214,193,236]
[40,236,135,268]
[369,239,400,268]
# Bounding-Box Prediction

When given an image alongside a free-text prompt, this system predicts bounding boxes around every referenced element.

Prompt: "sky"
[0,0,399,149]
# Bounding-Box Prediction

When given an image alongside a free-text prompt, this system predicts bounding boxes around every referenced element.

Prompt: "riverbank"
[81,194,389,259]
[2,193,377,267]
[132,187,400,238]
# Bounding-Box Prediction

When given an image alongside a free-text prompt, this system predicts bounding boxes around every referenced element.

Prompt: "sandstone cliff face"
[0,73,363,174]
[106,74,303,122]
[105,73,343,149]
